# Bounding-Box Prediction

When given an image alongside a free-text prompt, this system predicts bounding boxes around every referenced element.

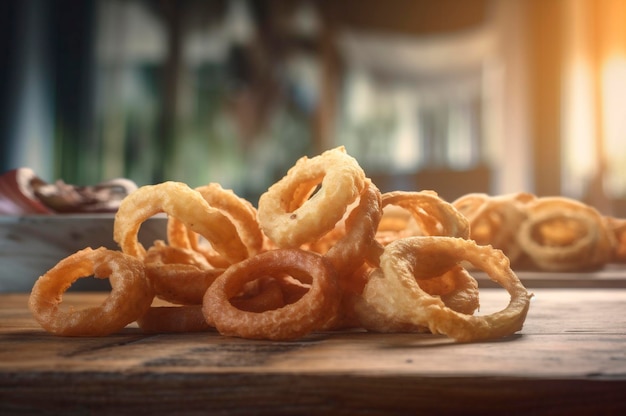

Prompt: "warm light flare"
[562,59,596,197]
[601,55,626,196]
[562,0,626,202]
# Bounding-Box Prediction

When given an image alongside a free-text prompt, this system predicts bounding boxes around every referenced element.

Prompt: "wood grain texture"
[1,289,625,414]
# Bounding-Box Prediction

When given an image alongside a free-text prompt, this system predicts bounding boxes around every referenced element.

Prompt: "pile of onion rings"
[453,193,621,271]
[30,146,538,342]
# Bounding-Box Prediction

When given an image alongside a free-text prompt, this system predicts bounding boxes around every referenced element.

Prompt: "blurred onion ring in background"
[28,247,154,336]
[606,216,626,262]
[517,196,615,271]
[453,192,535,265]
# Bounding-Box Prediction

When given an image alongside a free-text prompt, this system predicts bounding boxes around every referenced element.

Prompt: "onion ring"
[144,264,222,305]
[355,237,532,342]
[516,197,614,271]
[354,264,480,333]
[321,262,374,330]
[375,205,424,246]
[325,179,384,275]
[202,249,340,340]
[257,146,366,248]
[28,247,154,336]
[143,241,224,305]
[114,181,247,264]
[145,239,212,268]
[196,183,264,255]
[453,192,534,265]
[167,183,264,266]
[320,181,384,330]
[606,216,626,263]
[381,190,470,242]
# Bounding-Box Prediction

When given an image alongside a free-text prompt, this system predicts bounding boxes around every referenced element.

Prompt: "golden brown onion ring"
[325,179,384,275]
[257,147,366,248]
[516,197,614,271]
[381,190,470,241]
[167,183,264,266]
[356,237,532,342]
[29,247,154,336]
[453,192,534,265]
[142,240,224,305]
[114,181,247,264]
[606,216,626,263]
[202,249,340,340]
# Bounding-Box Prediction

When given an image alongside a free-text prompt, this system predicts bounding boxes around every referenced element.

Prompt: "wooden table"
[1,284,626,415]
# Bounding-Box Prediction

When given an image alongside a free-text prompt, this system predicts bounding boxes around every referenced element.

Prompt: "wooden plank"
[1,289,625,376]
[1,289,625,414]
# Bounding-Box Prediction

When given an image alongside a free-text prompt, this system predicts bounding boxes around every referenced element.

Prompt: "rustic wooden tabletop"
[1,286,625,415]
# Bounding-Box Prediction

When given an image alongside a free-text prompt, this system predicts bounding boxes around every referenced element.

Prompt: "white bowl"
[0,214,167,292]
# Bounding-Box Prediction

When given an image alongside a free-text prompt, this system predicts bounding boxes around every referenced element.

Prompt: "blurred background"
[1,0,625,213]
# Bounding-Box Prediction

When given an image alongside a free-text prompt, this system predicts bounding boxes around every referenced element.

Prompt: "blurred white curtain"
[562,0,626,207]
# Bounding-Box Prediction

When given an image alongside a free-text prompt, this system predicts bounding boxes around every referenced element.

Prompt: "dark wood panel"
[1,289,625,414]
[327,0,489,35]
